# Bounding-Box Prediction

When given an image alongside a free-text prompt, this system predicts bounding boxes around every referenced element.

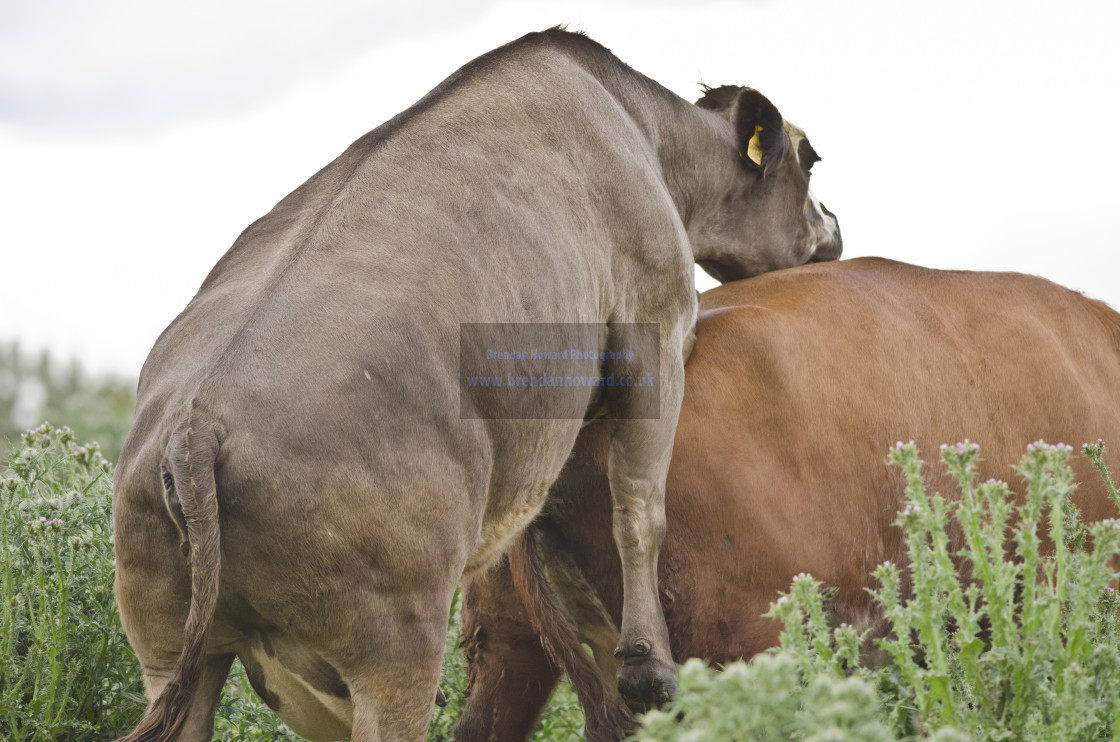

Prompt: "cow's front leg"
[606,332,684,712]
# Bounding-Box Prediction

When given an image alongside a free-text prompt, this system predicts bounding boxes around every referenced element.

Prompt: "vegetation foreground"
[2,424,1120,740]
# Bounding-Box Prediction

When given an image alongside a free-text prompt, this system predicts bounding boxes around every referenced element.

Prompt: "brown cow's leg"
[454,636,559,742]
[455,567,561,742]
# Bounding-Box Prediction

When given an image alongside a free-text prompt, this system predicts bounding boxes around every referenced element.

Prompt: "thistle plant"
[871,440,1120,739]
[1085,439,1120,511]
[634,440,1120,741]
[1,424,145,740]
[637,653,897,742]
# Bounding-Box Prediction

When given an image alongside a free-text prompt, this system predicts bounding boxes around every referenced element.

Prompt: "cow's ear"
[731,88,787,176]
[695,84,742,112]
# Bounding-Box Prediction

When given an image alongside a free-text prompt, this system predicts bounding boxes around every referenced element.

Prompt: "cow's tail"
[508,527,635,742]
[119,408,222,742]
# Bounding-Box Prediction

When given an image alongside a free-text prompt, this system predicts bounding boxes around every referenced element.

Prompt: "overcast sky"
[2,0,1118,377]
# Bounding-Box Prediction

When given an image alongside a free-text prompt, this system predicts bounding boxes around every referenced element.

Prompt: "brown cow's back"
[455,257,1120,741]
[665,257,1119,658]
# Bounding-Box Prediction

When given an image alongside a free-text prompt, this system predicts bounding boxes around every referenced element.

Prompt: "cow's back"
[115,31,696,585]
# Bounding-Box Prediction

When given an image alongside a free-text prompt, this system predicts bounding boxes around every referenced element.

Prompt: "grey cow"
[113,28,841,742]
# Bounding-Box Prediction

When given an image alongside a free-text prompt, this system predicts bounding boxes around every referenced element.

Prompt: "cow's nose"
[811,204,842,262]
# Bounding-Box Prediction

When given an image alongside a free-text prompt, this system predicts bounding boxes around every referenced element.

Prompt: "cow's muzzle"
[810,203,843,263]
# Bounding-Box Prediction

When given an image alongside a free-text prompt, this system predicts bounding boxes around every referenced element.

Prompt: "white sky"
[1,0,1118,377]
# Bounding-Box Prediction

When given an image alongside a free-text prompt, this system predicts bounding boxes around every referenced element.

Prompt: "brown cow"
[112,28,840,742]
[454,257,1120,742]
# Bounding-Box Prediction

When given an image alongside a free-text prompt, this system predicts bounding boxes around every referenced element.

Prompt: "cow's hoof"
[616,653,677,714]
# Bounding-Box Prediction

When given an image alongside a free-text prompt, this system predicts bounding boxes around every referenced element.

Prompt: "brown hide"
[456,257,1120,742]
[455,555,562,741]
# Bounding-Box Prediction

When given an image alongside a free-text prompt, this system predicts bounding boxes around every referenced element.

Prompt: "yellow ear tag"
[746,125,764,166]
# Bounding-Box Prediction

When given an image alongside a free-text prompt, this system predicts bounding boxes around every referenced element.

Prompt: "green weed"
[634,441,1120,741]
[1,423,144,740]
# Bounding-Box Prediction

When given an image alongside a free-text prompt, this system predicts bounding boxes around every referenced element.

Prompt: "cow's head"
[691,85,842,283]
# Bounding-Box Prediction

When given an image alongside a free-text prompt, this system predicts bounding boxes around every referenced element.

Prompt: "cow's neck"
[557,38,744,267]
[655,106,744,265]
[585,65,739,267]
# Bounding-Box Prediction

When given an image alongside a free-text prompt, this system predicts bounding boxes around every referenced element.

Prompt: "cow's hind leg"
[345,635,447,740]
[326,586,455,742]
[605,325,686,712]
[136,652,234,740]
[607,417,677,711]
